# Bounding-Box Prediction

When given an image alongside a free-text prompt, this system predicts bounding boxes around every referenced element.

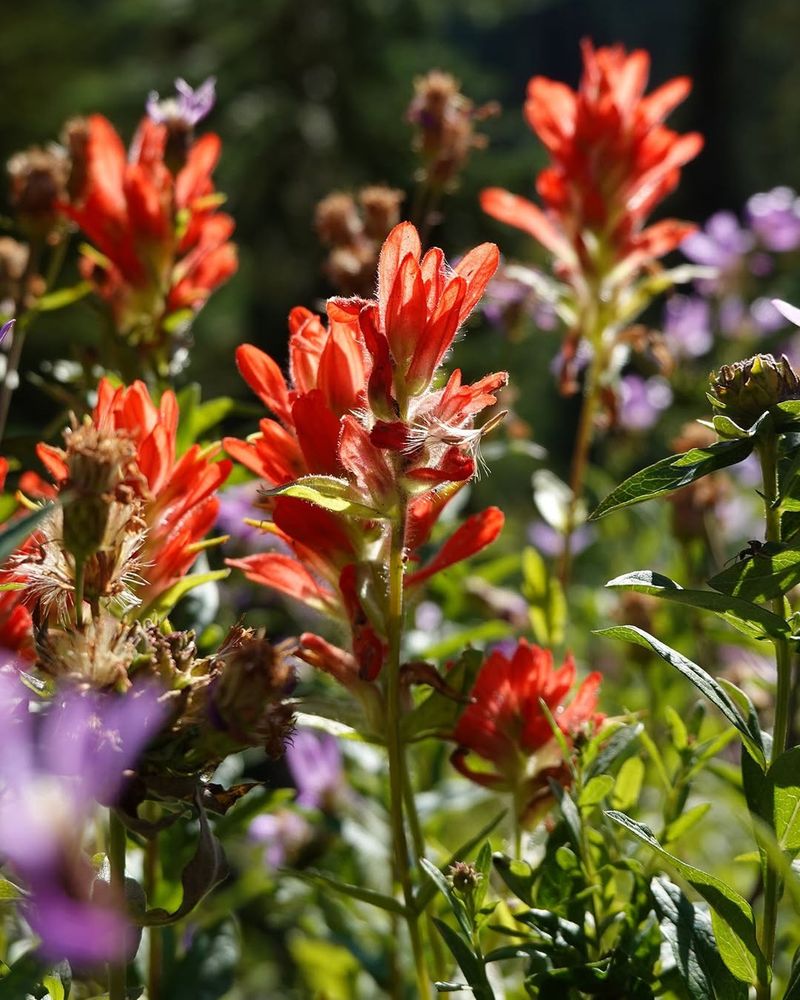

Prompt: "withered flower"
[709,354,800,431]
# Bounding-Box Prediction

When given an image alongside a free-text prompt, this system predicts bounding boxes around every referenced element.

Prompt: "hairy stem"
[756,434,791,997]
[559,343,603,585]
[385,508,429,997]
[108,810,128,1000]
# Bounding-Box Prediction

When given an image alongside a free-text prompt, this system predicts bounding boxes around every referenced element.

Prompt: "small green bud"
[708,353,800,429]
[448,861,482,896]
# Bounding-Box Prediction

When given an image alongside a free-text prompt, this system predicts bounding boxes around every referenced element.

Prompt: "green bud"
[708,353,800,430]
[448,861,482,896]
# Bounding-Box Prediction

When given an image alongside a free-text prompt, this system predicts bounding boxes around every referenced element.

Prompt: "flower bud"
[448,861,482,895]
[359,186,404,240]
[61,117,90,202]
[37,613,138,690]
[708,353,800,429]
[315,192,361,247]
[7,145,69,235]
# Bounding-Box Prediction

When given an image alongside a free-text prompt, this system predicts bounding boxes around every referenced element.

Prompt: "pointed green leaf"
[290,870,407,916]
[709,542,800,603]
[595,625,765,767]
[0,502,54,563]
[432,918,495,1000]
[142,568,229,620]
[266,475,381,518]
[605,570,790,642]
[608,812,765,985]
[36,281,92,312]
[590,439,754,520]
[651,876,748,999]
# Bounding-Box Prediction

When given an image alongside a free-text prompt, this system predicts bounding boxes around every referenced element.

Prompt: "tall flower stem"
[559,341,604,585]
[386,505,429,997]
[144,827,163,1000]
[756,431,792,998]
[108,809,128,1000]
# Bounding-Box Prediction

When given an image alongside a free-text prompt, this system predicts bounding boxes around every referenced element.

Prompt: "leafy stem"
[108,809,128,1000]
[385,502,430,996]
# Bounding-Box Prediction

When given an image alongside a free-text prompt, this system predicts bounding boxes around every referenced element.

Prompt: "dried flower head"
[448,861,482,894]
[7,145,69,232]
[408,70,498,189]
[37,613,139,690]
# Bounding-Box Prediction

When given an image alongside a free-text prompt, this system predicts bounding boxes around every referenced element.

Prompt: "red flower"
[481,40,702,277]
[61,115,237,359]
[36,378,231,607]
[451,640,602,820]
[224,224,506,683]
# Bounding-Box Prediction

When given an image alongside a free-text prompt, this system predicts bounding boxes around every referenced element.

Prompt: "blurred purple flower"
[286,729,345,811]
[749,297,785,334]
[482,263,557,331]
[147,77,216,127]
[415,600,443,633]
[718,295,747,337]
[747,187,800,252]
[618,375,673,432]
[682,211,753,273]
[662,295,713,358]
[527,520,594,559]
[0,319,14,344]
[217,483,274,551]
[249,810,311,869]
[0,674,165,963]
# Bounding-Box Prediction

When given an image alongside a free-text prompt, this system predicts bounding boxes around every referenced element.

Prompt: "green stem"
[108,810,128,1000]
[74,558,85,629]
[756,434,792,997]
[559,341,604,586]
[144,831,162,1000]
[385,510,429,997]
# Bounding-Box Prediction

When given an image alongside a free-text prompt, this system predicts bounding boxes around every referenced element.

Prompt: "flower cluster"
[451,639,602,824]
[59,79,237,371]
[225,222,506,687]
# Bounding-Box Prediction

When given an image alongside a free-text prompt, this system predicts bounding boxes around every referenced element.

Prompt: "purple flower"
[527,520,594,559]
[0,319,14,344]
[0,674,165,963]
[749,297,785,334]
[618,375,673,432]
[747,187,800,252]
[481,263,557,331]
[147,77,216,128]
[217,483,275,551]
[249,810,311,869]
[286,729,345,811]
[662,295,713,358]
[682,211,753,271]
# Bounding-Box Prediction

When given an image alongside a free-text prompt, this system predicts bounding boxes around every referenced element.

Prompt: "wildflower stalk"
[756,430,792,996]
[108,809,128,1000]
[385,503,429,997]
[144,825,163,1000]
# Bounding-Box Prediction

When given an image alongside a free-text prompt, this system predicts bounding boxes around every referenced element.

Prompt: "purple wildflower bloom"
[482,263,557,331]
[147,77,216,127]
[618,375,673,432]
[662,295,713,358]
[217,482,275,551]
[527,520,594,559]
[286,730,345,811]
[747,187,800,252]
[749,297,785,334]
[0,319,14,343]
[0,674,165,963]
[681,211,753,272]
[249,810,311,869]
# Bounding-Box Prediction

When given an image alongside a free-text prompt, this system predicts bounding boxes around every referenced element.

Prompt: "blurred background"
[3,0,799,401]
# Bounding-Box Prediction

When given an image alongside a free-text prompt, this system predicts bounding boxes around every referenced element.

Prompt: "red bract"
[225,223,506,683]
[481,40,702,278]
[60,115,237,359]
[451,640,602,820]
[0,459,34,662]
[36,378,231,606]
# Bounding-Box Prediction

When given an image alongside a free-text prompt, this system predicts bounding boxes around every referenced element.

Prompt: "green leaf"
[665,804,712,844]
[432,918,495,1000]
[0,501,54,563]
[607,811,765,985]
[605,570,790,642]
[522,547,565,646]
[162,918,238,1000]
[42,973,65,1000]
[140,800,228,926]
[492,855,536,906]
[420,858,472,937]
[141,568,229,620]
[762,747,800,852]
[401,648,483,741]
[708,543,800,603]
[578,775,615,808]
[612,757,645,812]
[651,876,748,999]
[290,870,407,916]
[590,439,754,520]
[584,721,643,778]
[0,878,25,901]
[595,625,765,767]
[36,281,92,312]
[266,475,381,518]
[549,781,582,849]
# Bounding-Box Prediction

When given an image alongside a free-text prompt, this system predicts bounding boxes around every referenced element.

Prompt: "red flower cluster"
[36,379,231,608]
[0,459,35,661]
[225,222,506,684]
[482,40,703,278]
[452,639,602,821]
[60,114,237,356]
